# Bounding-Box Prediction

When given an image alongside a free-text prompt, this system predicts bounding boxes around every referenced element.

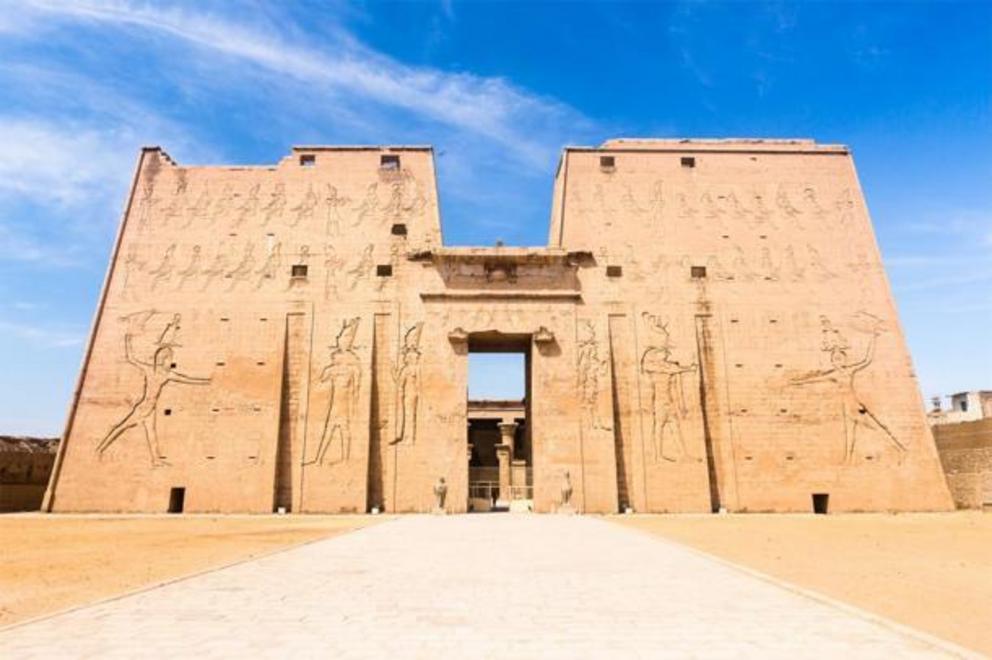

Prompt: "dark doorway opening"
[168,487,186,513]
[812,493,829,514]
[466,332,531,512]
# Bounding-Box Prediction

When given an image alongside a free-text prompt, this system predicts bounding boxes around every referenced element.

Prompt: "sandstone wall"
[933,419,992,509]
[44,140,953,514]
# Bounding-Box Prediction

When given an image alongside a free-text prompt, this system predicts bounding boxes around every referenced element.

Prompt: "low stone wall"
[932,419,992,509]
[0,437,59,512]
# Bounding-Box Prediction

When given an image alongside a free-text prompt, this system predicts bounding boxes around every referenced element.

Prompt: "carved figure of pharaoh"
[307,318,362,466]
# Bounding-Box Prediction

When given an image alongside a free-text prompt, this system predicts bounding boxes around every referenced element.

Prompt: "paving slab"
[0,515,964,658]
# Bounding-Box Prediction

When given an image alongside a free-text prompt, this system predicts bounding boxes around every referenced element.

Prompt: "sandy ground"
[613,512,992,655]
[0,514,385,628]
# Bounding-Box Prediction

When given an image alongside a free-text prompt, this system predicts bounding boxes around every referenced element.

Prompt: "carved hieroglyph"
[640,313,697,463]
[306,318,362,466]
[790,313,907,463]
[392,322,423,445]
[95,311,211,467]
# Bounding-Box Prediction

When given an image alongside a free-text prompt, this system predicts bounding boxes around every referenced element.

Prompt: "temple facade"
[44,139,953,513]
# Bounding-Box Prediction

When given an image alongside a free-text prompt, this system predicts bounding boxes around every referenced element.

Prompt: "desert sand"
[613,512,992,655]
[0,514,384,627]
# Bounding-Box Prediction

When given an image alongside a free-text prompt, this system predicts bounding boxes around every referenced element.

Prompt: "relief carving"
[120,244,146,300]
[262,182,286,226]
[324,185,351,235]
[391,322,423,445]
[136,181,159,228]
[225,243,256,291]
[255,242,282,289]
[576,320,611,431]
[148,244,176,291]
[289,184,318,227]
[175,245,202,290]
[305,317,361,466]
[346,244,374,290]
[789,313,906,463]
[353,183,379,228]
[806,244,836,280]
[233,183,260,228]
[95,311,211,467]
[323,244,343,299]
[775,184,800,218]
[640,313,698,463]
[648,180,664,225]
[183,184,211,229]
[200,242,230,292]
[212,184,235,223]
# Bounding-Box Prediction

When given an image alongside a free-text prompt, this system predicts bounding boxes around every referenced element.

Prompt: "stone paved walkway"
[0,515,963,658]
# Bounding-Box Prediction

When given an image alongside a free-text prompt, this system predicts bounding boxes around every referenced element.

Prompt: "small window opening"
[299,154,316,167]
[291,264,308,278]
[391,223,408,236]
[600,155,615,170]
[812,493,829,514]
[681,156,696,168]
[959,400,968,412]
[606,265,622,277]
[168,487,186,514]
[691,266,707,279]
[380,154,400,170]
[163,408,172,416]
[376,264,393,277]
[170,362,177,369]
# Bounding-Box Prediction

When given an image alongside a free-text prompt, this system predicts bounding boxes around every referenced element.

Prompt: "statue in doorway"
[433,476,448,513]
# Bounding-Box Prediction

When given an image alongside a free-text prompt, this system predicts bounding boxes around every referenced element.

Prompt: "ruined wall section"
[48,147,442,513]
[555,141,953,512]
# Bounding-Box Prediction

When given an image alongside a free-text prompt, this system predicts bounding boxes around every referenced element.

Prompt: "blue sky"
[0,1,989,435]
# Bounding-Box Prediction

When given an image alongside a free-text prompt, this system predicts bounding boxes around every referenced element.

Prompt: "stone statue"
[559,470,574,513]
[433,476,447,513]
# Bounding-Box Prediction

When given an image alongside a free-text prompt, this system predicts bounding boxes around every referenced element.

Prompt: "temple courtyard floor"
[0,512,989,657]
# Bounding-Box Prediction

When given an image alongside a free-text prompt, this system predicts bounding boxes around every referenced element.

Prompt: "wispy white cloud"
[0,117,134,207]
[21,0,589,171]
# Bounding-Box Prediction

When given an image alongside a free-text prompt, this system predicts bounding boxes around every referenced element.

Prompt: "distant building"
[928,391,992,426]
[0,436,59,512]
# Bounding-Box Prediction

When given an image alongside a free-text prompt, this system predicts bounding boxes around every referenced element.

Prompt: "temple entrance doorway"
[465,333,532,512]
